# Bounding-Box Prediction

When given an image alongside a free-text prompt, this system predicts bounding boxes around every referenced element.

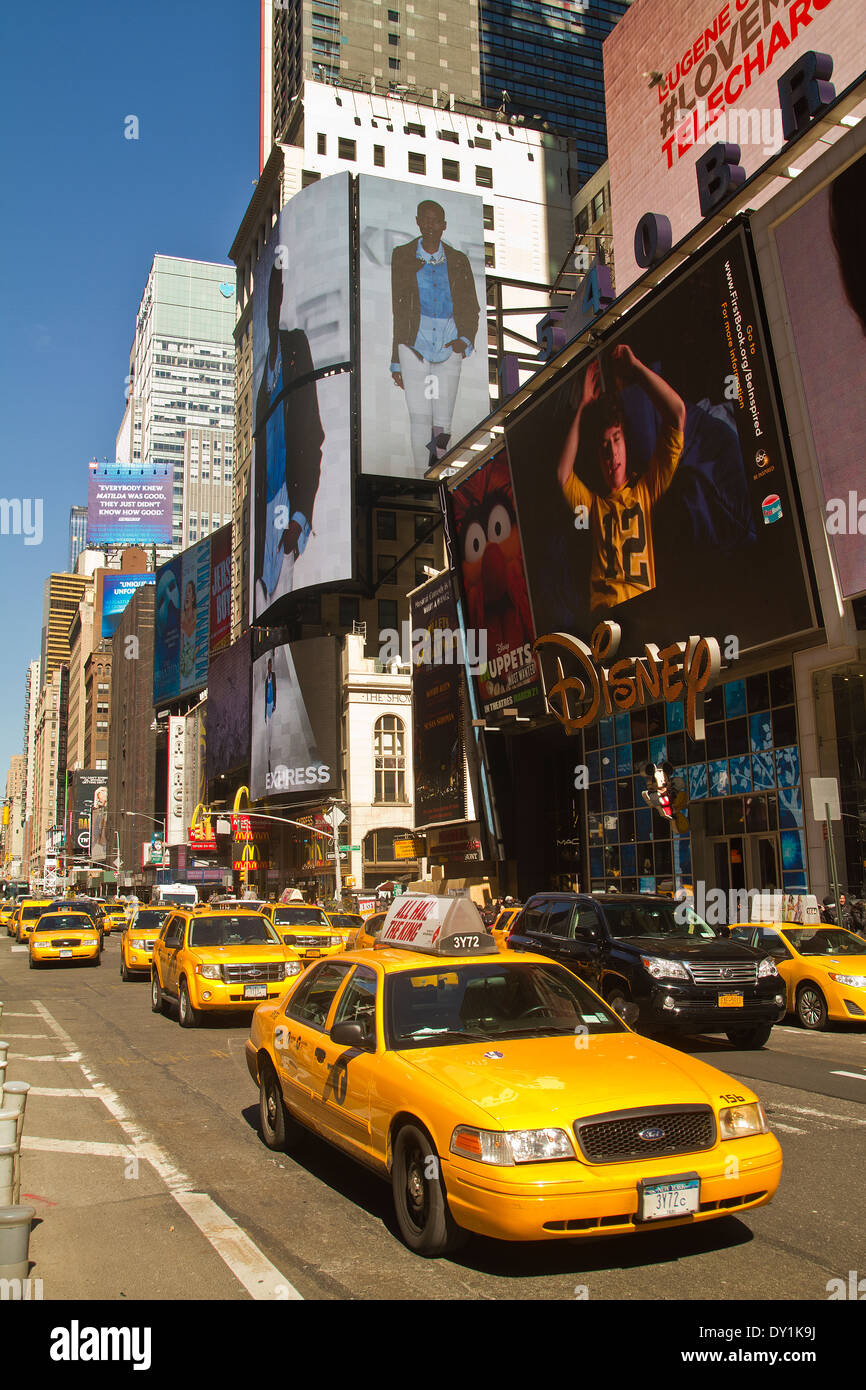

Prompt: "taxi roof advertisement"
[603,0,865,291]
[410,572,467,829]
[504,224,816,661]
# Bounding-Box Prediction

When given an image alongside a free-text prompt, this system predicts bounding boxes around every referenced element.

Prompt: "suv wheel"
[151,970,167,1015]
[726,1023,773,1049]
[178,978,201,1029]
[796,984,828,1031]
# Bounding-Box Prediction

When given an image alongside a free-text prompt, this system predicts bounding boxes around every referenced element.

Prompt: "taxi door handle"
[315,1047,326,1063]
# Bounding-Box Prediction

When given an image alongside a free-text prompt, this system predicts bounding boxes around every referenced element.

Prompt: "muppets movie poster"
[451,450,543,719]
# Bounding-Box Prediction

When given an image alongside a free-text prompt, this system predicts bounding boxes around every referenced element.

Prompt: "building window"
[377,510,396,541]
[378,599,399,633]
[475,165,493,188]
[388,8,399,18]
[338,137,356,160]
[415,512,434,544]
[404,122,425,136]
[338,596,360,627]
[373,144,385,167]
[484,243,496,267]
[302,169,322,187]
[475,136,492,150]
[374,716,406,803]
[438,129,459,144]
[377,554,397,584]
[483,203,494,230]
[389,32,399,44]
[442,158,459,181]
[408,151,426,175]
[576,206,590,235]
[591,189,606,221]
[317,132,327,154]
[389,57,400,70]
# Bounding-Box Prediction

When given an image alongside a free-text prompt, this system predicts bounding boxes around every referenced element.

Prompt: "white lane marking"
[31,999,302,1301]
[26,1087,101,1099]
[172,1192,302,1301]
[22,1136,132,1158]
[769,1101,866,1127]
[769,1121,807,1134]
[1,1032,49,1039]
[10,946,28,953]
[8,1053,82,1063]
[0,1011,41,1018]
[829,1070,866,1081]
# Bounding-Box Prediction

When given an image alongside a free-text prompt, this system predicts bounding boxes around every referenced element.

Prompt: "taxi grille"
[686,961,757,986]
[47,937,83,947]
[221,962,286,984]
[280,934,324,947]
[574,1105,716,1164]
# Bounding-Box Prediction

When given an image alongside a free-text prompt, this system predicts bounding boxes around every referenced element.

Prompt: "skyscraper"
[479,1,630,179]
[117,256,236,549]
[68,505,87,572]
[260,0,629,181]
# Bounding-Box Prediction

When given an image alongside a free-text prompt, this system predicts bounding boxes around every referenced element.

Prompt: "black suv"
[507,893,786,1048]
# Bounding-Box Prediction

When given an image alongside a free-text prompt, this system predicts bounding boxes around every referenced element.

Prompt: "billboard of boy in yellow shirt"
[557,344,686,619]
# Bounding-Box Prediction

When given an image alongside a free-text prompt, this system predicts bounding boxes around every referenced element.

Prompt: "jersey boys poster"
[450,450,542,719]
[505,226,816,658]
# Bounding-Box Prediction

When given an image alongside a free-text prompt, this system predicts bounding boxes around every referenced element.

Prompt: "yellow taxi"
[246,894,782,1257]
[490,905,521,951]
[325,910,364,945]
[0,902,18,934]
[151,908,303,1028]
[5,905,21,937]
[15,899,55,943]
[120,907,172,982]
[345,911,388,951]
[261,902,344,963]
[28,911,102,968]
[101,901,127,937]
[733,922,866,1030]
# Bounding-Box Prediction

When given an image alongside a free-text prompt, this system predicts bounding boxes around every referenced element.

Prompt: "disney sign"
[534,621,721,742]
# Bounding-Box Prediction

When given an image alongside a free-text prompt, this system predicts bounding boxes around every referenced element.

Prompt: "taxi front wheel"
[392,1124,468,1258]
[178,979,201,1029]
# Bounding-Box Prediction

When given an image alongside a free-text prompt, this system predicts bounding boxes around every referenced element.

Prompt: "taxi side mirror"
[330,1021,368,1048]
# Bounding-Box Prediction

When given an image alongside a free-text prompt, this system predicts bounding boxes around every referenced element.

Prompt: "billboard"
[451,450,543,719]
[87,461,173,545]
[250,636,340,802]
[358,175,490,479]
[206,632,251,781]
[153,556,182,705]
[67,770,107,860]
[603,0,865,291]
[505,226,816,658]
[209,523,232,656]
[180,538,211,695]
[410,574,467,828]
[166,712,206,846]
[101,573,155,639]
[249,174,353,624]
[771,147,866,600]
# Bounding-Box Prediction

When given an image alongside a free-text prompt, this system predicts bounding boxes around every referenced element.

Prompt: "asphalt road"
[2,928,865,1302]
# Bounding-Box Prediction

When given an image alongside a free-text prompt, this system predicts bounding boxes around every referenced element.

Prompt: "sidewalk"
[1,945,298,1300]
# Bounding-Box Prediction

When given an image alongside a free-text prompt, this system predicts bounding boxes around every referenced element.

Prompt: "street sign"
[809,777,840,821]
[339,845,361,852]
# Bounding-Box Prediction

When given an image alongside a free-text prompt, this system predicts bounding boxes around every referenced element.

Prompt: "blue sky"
[0,2,258,783]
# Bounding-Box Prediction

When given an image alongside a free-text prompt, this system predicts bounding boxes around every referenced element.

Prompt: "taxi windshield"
[188,914,278,947]
[387,961,625,1048]
[132,910,170,931]
[34,915,93,933]
[782,928,866,956]
[602,901,718,940]
[328,914,362,930]
[22,904,52,920]
[272,907,330,926]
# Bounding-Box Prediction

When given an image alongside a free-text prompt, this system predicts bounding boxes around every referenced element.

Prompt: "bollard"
[0,1145,16,1206]
[0,1205,36,1281]
[2,1083,29,1145]
[0,1110,18,1149]
[0,1042,8,1066]
[0,1061,6,1100]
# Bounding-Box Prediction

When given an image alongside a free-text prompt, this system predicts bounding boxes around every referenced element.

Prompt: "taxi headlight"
[131,939,150,952]
[32,939,49,948]
[283,961,302,977]
[757,957,779,978]
[719,1101,769,1140]
[328,935,343,948]
[450,1125,575,1165]
[197,964,223,980]
[828,972,866,988]
[641,955,690,981]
